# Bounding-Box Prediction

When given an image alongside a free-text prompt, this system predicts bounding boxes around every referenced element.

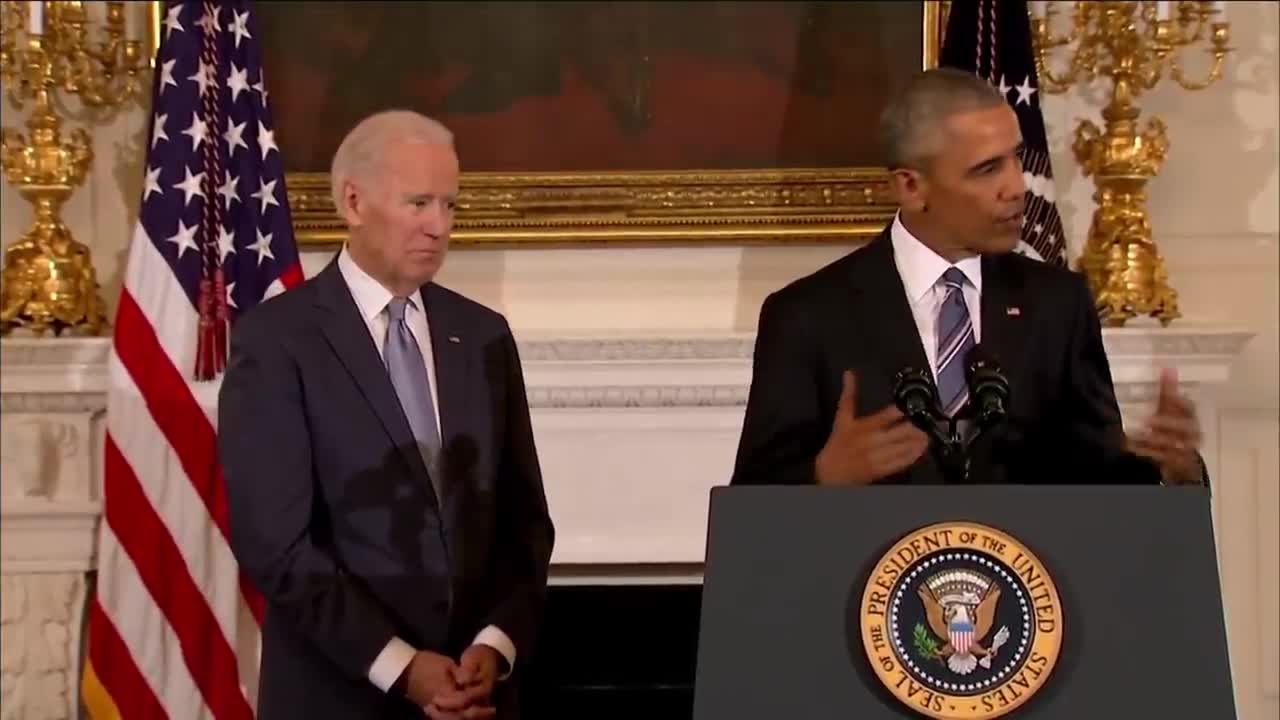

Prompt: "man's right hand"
[814,370,930,485]
[401,650,498,720]
[400,651,464,709]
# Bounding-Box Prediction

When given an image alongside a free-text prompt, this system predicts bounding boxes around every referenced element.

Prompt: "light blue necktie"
[936,268,975,418]
[384,296,443,499]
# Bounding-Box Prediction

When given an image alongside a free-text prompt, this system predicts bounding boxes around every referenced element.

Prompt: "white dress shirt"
[889,214,983,382]
[337,247,517,691]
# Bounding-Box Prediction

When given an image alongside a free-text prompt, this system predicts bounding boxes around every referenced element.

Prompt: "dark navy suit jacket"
[730,229,1171,487]
[219,259,554,719]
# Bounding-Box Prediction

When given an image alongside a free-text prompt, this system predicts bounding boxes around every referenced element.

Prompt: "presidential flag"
[941,0,1068,266]
[81,1,302,717]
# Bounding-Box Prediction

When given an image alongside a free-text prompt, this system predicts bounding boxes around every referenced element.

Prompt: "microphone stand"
[892,367,987,484]
[947,402,1010,484]
[936,415,970,484]
[902,406,969,483]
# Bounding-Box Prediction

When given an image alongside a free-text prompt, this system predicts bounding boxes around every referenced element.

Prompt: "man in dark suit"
[219,110,554,719]
[731,68,1205,488]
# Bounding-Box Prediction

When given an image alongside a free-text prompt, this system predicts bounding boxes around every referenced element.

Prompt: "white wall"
[1,2,1275,717]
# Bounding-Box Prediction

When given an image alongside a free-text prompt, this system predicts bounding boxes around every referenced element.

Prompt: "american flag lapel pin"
[1006,306,1021,317]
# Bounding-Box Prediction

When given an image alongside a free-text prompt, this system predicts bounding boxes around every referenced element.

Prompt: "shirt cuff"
[473,625,517,680]
[368,636,416,693]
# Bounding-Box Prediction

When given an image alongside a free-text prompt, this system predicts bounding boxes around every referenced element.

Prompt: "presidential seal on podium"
[858,521,1063,719]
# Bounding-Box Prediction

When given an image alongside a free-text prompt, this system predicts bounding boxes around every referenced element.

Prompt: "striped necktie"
[936,268,975,417]
[384,296,443,500]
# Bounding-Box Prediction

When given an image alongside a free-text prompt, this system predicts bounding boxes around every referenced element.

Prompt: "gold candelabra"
[1033,1,1231,326]
[0,1,148,336]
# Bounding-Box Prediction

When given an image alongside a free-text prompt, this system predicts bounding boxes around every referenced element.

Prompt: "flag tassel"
[213,265,229,372]
[194,277,224,381]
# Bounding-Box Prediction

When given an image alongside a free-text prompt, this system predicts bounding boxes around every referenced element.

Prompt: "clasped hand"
[403,645,502,719]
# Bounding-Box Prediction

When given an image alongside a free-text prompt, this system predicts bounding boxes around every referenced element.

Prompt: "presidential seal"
[858,522,1062,719]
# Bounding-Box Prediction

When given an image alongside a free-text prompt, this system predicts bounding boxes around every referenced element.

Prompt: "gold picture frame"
[150,2,945,248]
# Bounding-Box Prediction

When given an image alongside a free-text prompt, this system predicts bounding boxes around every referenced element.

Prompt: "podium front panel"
[692,485,1235,719]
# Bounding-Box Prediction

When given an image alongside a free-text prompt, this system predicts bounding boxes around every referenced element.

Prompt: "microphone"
[893,366,968,483]
[892,366,943,430]
[964,345,1010,429]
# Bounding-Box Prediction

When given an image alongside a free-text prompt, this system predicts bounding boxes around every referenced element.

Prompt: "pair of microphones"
[892,345,1011,483]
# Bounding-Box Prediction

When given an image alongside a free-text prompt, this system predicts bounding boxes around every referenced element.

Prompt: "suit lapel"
[980,253,1032,393]
[313,263,437,503]
[422,284,471,508]
[848,233,932,384]
[845,234,944,485]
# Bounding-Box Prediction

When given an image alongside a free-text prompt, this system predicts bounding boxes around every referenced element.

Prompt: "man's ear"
[339,180,364,229]
[888,168,928,214]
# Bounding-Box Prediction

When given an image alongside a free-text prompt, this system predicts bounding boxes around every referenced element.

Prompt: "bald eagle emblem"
[860,523,1064,718]
[915,570,1011,675]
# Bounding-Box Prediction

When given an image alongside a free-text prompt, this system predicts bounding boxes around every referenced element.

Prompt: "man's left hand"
[423,645,503,719]
[454,644,502,695]
[1127,368,1204,485]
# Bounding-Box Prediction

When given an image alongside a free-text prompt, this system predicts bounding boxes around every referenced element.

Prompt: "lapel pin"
[448,335,461,344]
[1006,306,1021,316]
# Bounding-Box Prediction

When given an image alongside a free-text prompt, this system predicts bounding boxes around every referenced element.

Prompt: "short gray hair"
[879,68,1006,170]
[330,110,455,213]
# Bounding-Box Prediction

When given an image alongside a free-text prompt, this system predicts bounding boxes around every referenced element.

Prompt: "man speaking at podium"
[730,68,1205,489]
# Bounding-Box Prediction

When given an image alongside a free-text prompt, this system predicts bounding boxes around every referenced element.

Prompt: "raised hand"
[815,370,930,485]
[1127,367,1204,485]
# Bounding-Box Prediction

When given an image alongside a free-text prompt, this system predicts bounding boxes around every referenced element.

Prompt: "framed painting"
[153,1,945,246]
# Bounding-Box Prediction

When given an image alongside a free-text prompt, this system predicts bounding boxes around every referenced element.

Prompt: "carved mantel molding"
[1,338,109,575]
[0,337,110,405]
[1,325,1248,418]
[0,325,1254,571]
[513,324,1254,409]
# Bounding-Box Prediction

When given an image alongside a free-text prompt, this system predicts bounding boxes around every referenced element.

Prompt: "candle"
[27,1,42,34]
[1155,1,1171,21]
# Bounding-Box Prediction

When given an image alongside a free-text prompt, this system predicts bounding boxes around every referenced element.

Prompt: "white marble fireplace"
[0,326,1256,718]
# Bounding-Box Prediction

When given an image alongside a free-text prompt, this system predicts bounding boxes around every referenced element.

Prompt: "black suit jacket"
[731,229,1165,487]
[218,260,554,719]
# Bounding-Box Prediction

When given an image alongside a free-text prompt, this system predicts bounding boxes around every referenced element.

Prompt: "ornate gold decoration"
[197,0,946,248]
[859,521,1063,719]
[1033,1,1231,327]
[0,1,148,336]
[286,169,908,246]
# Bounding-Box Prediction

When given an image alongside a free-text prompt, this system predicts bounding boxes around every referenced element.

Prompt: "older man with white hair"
[219,110,555,720]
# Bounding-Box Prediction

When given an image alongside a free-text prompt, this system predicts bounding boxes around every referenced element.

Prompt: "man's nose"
[1001,163,1027,203]
[420,202,448,235]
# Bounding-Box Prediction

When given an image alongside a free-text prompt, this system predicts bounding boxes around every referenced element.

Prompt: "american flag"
[941,0,1069,266]
[81,1,302,717]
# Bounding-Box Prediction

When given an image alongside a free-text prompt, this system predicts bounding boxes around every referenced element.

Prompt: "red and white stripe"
[87,222,301,718]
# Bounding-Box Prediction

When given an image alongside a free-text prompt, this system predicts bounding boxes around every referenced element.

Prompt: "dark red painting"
[257,1,931,174]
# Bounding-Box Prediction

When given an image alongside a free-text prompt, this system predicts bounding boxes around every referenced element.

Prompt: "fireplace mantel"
[0,325,1253,716]
[1,325,1254,574]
